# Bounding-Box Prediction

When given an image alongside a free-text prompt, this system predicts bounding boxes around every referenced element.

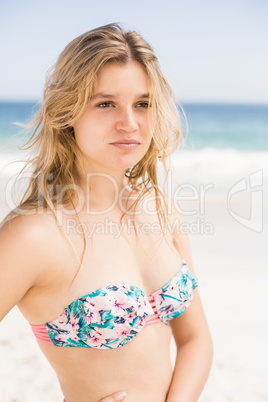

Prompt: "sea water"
[1,102,268,151]
[0,102,267,211]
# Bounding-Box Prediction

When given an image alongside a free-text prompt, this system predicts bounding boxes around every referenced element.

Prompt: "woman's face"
[73,61,155,175]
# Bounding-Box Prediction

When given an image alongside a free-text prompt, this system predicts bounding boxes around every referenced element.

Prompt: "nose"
[116,106,139,133]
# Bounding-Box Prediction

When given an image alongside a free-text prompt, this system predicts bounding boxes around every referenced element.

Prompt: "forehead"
[93,61,151,94]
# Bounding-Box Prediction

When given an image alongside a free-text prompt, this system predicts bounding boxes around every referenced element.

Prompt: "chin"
[112,157,144,171]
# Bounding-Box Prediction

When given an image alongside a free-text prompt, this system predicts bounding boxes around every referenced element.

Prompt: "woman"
[0,23,213,401]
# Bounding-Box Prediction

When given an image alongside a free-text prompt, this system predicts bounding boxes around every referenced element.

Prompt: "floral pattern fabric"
[152,262,199,325]
[36,261,198,349]
[46,285,154,349]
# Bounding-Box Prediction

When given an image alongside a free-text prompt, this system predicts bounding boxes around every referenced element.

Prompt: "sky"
[0,0,267,104]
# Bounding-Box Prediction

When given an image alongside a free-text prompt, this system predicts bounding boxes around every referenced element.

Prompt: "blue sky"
[0,0,267,103]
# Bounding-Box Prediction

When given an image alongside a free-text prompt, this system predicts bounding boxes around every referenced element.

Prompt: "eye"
[136,102,150,109]
[96,102,114,108]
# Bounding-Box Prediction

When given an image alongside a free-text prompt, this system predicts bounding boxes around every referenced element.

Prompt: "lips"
[110,140,140,151]
[111,139,140,144]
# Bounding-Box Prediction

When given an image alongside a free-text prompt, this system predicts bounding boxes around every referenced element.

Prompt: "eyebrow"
[91,93,150,100]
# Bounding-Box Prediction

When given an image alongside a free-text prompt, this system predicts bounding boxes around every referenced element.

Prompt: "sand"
[0,177,268,401]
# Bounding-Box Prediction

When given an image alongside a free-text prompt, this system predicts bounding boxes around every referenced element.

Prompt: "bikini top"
[30,260,198,350]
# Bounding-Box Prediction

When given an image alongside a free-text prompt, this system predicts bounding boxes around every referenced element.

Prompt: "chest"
[22,206,183,324]
[65,212,182,297]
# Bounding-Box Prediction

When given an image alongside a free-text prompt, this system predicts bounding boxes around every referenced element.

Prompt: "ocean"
[0,102,268,207]
[0,102,268,151]
[182,103,268,151]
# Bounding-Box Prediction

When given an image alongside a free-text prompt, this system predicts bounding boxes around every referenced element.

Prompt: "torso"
[17,189,182,402]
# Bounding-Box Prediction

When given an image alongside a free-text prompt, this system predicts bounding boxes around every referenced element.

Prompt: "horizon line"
[0,99,268,107]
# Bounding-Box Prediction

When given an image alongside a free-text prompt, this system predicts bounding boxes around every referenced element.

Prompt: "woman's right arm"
[0,215,128,401]
[0,213,53,321]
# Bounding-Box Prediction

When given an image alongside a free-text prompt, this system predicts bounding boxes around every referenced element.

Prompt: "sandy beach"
[1,0,268,397]
[0,152,268,401]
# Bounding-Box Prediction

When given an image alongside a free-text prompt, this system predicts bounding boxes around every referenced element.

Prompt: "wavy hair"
[1,23,185,280]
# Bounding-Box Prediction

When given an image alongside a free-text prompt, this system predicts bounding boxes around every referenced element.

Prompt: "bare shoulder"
[0,209,61,278]
[0,210,60,320]
[1,208,66,275]
[0,209,58,245]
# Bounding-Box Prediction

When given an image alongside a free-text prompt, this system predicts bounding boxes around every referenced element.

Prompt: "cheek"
[73,118,101,146]
[73,127,96,156]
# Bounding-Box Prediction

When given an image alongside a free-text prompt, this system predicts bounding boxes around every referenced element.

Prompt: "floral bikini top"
[30,260,198,350]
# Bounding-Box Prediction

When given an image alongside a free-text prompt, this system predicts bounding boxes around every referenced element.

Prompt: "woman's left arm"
[166,290,213,402]
[166,206,213,402]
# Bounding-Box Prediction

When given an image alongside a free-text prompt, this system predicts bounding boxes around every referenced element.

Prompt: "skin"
[0,61,213,401]
[72,60,155,207]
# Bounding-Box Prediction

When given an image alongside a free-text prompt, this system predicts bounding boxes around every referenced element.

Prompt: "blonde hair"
[1,23,184,279]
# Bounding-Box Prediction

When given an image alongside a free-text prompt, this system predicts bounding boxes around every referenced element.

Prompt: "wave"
[162,147,268,193]
[1,147,268,194]
[0,149,32,178]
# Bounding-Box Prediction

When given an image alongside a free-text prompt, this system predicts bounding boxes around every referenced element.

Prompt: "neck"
[74,168,132,214]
